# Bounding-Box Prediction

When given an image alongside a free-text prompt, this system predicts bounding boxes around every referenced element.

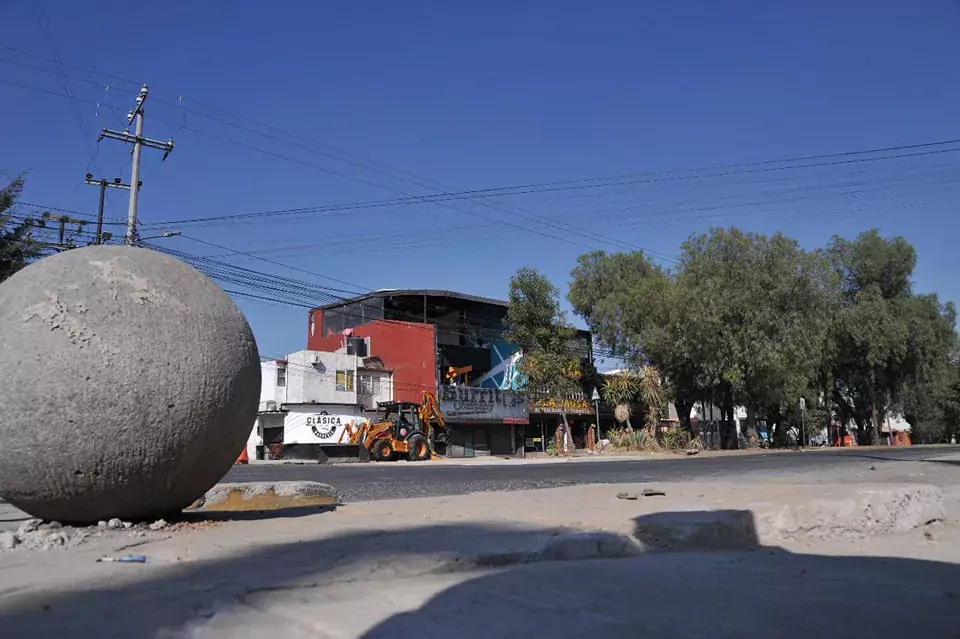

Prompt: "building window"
[309,313,315,337]
[336,369,355,392]
[360,374,380,397]
[276,365,287,387]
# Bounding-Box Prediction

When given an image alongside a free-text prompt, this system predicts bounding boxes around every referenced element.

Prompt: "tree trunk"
[771,408,789,448]
[560,406,571,454]
[853,414,868,446]
[871,403,881,445]
[720,405,737,450]
[743,405,758,448]
[676,400,693,435]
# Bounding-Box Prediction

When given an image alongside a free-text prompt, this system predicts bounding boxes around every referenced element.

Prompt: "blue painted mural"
[473,340,524,390]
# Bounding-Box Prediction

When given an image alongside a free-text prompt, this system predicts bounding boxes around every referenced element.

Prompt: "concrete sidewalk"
[0,477,957,638]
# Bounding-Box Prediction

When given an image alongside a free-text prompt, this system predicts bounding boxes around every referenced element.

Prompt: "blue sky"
[3,1,960,361]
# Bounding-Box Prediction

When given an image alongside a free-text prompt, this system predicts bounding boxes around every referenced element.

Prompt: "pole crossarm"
[99,129,174,155]
[97,84,174,245]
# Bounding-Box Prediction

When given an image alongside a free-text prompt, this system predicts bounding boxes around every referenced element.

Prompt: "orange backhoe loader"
[339,390,447,462]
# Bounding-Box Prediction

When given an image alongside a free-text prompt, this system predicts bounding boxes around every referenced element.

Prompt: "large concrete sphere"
[0,246,261,524]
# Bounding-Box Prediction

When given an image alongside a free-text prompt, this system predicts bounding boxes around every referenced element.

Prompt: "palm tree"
[603,370,640,432]
[638,365,665,438]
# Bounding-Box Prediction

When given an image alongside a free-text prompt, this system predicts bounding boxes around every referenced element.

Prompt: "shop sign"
[437,386,529,424]
[284,409,369,444]
[530,396,594,415]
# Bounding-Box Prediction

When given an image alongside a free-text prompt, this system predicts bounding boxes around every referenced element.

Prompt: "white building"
[248,349,393,460]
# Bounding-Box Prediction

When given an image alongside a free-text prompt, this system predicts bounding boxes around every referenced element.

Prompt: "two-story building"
[305,289,593,458]
[248,347,393,461]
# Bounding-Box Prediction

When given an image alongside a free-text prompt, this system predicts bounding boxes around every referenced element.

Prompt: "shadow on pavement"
[364,510,959,638]
[176,503,341,522]
[0,510,957,638]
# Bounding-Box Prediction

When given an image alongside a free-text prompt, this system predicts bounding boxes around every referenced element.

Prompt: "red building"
[306,289,594,457]
[307,318,435,403]
[306,289,514,403]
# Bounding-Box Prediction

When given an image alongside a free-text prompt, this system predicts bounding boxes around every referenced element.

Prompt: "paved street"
[225,445,960,502]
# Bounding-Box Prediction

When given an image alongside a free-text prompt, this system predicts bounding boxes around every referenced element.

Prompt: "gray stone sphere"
[0,246,261,524]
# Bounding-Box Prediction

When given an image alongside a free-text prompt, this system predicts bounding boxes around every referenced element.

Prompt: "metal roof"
[312,289,509,312]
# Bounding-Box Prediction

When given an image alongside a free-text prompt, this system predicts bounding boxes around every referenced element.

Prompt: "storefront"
[529,395,595,452]
[437,386,528,458]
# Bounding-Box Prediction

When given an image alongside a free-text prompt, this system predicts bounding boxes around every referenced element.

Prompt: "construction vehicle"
[339,391,447,462]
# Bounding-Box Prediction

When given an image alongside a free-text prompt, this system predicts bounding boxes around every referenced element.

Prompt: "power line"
[152,144,960,228]
[6,49,954,245]
[30,8,102,175]
[8,68,960,267]
[0,65,653,256]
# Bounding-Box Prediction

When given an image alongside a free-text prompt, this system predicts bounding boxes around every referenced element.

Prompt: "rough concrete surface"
[0,246,261,524]
[187,482,341,512]
[0,476,958,638]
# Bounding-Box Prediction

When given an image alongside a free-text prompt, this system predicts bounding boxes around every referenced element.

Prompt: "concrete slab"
[186,481,340,512]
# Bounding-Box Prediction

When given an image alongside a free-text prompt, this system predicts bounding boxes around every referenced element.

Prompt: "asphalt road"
[225,445,960,502]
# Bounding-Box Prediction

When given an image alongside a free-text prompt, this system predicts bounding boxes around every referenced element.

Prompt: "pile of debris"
[1,516,220,552]
[1,519,93,552]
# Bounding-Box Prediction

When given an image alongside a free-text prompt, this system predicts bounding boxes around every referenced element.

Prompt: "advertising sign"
[530,396,594,415]
[437,385,529,424]
[283,409,369,445]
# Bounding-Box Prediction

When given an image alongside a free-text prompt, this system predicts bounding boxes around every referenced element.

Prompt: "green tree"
[826,230,956,444]
[676,228,834,448]
[0,176,43,283]
[504,267,583,453]
[568,250,706,434]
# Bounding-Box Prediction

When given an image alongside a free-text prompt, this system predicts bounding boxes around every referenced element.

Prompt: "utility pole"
[50,215,91,251]
[99,85,174,246]
[84,174,136,245]
[799,397,806,449]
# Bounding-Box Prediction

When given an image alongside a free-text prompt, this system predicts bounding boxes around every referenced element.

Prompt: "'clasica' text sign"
[438,386,529,424]
[284,410,370,445]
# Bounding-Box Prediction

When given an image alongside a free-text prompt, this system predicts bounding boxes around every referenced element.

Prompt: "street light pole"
[591,387,601,447]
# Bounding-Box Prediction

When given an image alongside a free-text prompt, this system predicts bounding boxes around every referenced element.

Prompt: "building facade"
[306,289,594,458]
[249,349,394,461]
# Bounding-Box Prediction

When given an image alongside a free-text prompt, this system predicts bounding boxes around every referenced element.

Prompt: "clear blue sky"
[3,1,960,361]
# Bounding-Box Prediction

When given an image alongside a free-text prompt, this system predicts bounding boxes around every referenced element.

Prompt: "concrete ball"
[0,246,261,524]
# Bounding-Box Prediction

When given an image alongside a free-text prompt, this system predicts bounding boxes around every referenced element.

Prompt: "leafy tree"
[826,230,956,444]
[676,228,834,448]
[930,356,960,443]
[572,230,833,449]
[504,267,583,453]
[0,176,43,283]
[568,250,706,434]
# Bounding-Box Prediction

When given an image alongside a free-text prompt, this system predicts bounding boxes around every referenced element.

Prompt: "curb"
[429,484,947,573]
[187,481,341,512]
[756,484,945,542]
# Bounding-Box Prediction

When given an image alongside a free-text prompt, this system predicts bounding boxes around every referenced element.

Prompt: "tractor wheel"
[407,434,430,462]
[371,439,395,462]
